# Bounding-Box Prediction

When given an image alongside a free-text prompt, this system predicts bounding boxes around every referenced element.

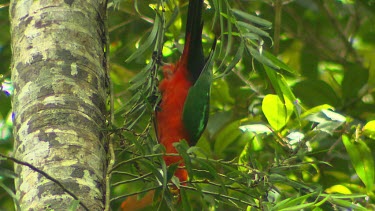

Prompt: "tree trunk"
[10,0,108,210]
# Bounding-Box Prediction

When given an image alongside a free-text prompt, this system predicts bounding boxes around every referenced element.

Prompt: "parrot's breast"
[157,63,192,163]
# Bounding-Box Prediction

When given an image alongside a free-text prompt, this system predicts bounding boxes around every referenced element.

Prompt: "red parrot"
[121,0,211,209]
[156,0,207,183]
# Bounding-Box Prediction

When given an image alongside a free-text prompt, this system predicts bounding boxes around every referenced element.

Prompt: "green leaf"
[238,140,251,172]
[272,192,316,210]
[174,141,194,180]
[264,65,283,101]
[194,157,218,180]
[214,120,242,156]
[300,104,334,119]
[239,124,272,134]
[321,109,346,122]
[180,188,191,211]
[342,63,369,101]
[304,110,346,134]
[292,79,340,107]
[329,198,367,211]
[269,174,313,191]
[342,135,374,192]
[231,9,272,28]
[363,120,375,140]
[217,40,244,77]
[262,94,294,131]
[248,47,279,70]
[125,13,160,62]
[263,51,298,75]
[237,21,271,38]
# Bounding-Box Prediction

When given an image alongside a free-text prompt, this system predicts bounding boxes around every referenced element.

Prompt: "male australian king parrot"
[121,0,211,209]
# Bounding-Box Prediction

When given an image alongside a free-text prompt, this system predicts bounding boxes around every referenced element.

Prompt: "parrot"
[121,0,212,209]
[155,0,209,184]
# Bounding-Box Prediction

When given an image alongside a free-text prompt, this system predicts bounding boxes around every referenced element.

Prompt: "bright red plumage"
[156,35,193,182]
[121,0,204,209]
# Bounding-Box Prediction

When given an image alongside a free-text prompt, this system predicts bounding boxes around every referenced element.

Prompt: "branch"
[317,0,361,62]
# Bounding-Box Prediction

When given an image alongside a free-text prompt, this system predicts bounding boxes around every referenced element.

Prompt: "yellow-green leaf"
[262,94,294,131]
[342,135,374,193]
[363,120,375,140]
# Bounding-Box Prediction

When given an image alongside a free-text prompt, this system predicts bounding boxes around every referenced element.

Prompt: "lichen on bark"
[10,0,108,210]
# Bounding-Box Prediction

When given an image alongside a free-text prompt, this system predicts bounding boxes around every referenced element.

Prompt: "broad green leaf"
[342,63,369,101]
[363,120,375,140]
[262,94,294,131]
[263,65,297,119]
[300,104,334,119]
[292,79,340,107]
[342,135,374,192]
[321,109,346,122]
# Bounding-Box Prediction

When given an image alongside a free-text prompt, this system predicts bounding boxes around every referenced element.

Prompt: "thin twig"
[111,172,153,187]
[181,185,259,208]
[0,153,89,211]
[317,0,361,62]
[273,0,282,54]
[110,186,160,202]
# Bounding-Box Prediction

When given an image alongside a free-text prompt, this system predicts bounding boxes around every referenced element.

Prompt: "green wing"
[182,48,215,145]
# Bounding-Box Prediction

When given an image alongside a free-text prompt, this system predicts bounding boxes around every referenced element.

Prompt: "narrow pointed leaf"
[231,9,272,28]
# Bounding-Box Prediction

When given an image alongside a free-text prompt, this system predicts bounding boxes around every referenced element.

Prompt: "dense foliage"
[1,0,375,210]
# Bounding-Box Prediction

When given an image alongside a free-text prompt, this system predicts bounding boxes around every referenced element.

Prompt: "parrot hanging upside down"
[121,0,213,209]
[156,0,209,183]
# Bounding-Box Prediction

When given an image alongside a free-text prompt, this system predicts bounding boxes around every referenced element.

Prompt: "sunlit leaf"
[126,14,160,62]
[325,184,352,194]
[363,120,375,140]
[342,135,374,192]
[239,124,272,134]
[262,94,294,131]
[321,110,346,122]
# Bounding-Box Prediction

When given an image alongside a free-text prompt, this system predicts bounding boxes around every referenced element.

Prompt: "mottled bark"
[10,0,108,210]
